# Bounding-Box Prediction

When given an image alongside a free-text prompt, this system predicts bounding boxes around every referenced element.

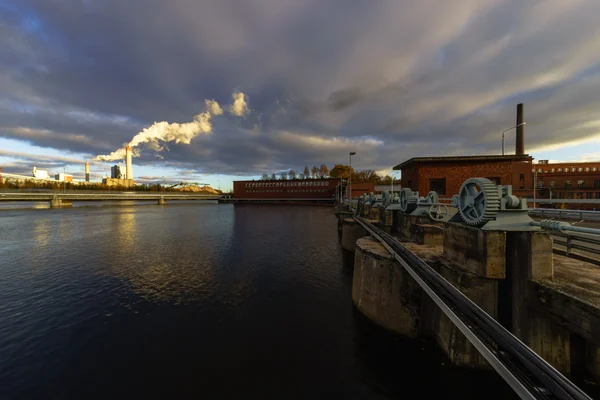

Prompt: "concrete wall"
[352,237,421,337]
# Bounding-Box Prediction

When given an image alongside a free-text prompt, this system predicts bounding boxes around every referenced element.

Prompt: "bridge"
[0,192,224,206]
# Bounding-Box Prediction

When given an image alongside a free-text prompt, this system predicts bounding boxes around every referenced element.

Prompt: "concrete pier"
[352,237,420,337]
[394,213,444,245]
[341,218,377,252]
[157,196,166,205]
[50,197,72,208]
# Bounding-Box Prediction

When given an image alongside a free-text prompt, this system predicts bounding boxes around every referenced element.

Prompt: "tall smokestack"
[125,146,133,180]
[516,103,524,155]
[85,162,90,182]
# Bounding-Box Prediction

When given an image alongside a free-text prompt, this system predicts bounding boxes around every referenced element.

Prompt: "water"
[0,203,520,399]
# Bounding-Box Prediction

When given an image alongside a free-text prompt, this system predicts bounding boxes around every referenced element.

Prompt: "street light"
[349,152,356,206]
[502,122,526,155]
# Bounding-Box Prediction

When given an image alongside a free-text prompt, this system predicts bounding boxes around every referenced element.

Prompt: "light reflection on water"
[0,203,524,399]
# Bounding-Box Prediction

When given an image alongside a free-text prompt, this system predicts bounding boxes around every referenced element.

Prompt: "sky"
[1,0,600,191]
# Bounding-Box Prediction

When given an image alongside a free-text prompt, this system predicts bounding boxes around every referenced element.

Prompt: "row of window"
[247,189,330,193]
[534,166,598,173]
[538,179,600,188]
[244,181,330,189]
[553,192,600,200]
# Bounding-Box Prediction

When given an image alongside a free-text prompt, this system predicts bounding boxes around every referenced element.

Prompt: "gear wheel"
[457,178,501,226]
[399,188,419,213]
[381,191,391,208]
[427,191,439,204]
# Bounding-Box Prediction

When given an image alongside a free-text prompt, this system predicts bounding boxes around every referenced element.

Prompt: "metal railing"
[529,208,600,221]
[552,234,600,258]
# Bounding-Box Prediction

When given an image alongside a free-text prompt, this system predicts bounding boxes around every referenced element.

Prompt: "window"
[486,177,501,185]
[593,167,598,172]
[585,167,590,172]
[537,180,544,188]
[551,168,556,173]
[586,192,593,199]
[558,168,563,172]
[538,168,542,173]
[520,173,525,180]
[595,180,600,188]
[550,181,556,187]
[578,180,584,187]
[565,180,572,188]
[597,192,600,200]
[565,168,570,172]
[578,168,583,172]
[429,178,446,195]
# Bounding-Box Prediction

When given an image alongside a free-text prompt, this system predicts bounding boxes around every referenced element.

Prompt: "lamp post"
[162,176,165,193]
[348,152,356,206]
[502,122,526,155]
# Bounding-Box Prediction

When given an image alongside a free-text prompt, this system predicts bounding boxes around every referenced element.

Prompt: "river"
[0,202,520,399]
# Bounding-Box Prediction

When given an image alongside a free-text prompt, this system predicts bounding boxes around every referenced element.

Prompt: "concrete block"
[341,218,365,252]
[523,312,571,376]
[586,342,600,382]
[443,222,506,279]
[352,237,420,337]
[432,261,498,369]
[414,224,444,246]
[394,213,440,243]
[529,232,553,280]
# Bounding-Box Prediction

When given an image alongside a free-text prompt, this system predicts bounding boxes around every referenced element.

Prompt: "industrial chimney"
[125,146,133,180]
[85,162,90,182]
[516,103,524,155]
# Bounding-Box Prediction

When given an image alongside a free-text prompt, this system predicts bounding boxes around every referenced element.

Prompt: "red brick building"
[233,178,338,200]
[393,155,534,198]
[534,160,600,201]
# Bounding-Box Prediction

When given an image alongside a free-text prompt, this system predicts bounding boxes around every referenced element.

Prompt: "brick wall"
[399,160,535,197]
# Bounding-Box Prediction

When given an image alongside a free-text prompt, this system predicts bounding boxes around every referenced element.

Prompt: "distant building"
[55,172,73,182]
[111,165,122,179]
[233,178,339,200]
[533,160,600,201]
[32,166,49,180]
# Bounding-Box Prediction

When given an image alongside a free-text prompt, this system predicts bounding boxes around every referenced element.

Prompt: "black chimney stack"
[516,103,524,155]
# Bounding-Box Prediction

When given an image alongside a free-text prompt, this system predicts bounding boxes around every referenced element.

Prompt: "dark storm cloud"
[2,0,600,177]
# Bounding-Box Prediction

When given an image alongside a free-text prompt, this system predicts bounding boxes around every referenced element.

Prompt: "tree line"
[261,164,399,184]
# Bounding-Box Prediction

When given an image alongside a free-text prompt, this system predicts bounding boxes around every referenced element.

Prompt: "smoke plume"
[229,92,248,117]
[93,98,232,162]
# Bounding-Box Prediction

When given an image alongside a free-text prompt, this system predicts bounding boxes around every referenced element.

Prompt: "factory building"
[55,172,73,182]
[102,146,136,187]
[85,162,90,182]
[32,166,50,180]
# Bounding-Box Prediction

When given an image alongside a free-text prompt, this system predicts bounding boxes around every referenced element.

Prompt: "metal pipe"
[532,220,600,236]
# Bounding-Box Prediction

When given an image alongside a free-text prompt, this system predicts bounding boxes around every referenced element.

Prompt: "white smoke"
[229,92,248,117]
[94,99,225,162]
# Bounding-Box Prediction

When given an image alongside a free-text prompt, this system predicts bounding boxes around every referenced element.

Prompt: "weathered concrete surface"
[394,213,442,243]
[352,237,421,337]
[341,218,377,252]
[443,222,506,279]
[528,255,600,350]
[399,241,496,369]
[414,224,444,246]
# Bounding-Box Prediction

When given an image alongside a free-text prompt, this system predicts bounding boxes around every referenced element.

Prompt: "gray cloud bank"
[2,0,600,176]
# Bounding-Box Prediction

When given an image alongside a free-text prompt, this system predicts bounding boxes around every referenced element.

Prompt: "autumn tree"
[271,173,277,180]
[329,164,356,180]
[299,173,305,179]
[319,164,329,178]
[280,171,288,180]
[311,165,319,178]
[303,165,310,178]
[261,173,269,180]
[355,169,380,182]
[289,169,297,179]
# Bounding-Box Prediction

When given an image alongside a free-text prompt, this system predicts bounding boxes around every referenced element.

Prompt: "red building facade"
[394,155,534,198]
[233,178,338,199]
[534,161,600,201]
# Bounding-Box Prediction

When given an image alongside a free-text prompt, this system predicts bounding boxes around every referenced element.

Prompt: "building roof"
[393,154,533,170]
